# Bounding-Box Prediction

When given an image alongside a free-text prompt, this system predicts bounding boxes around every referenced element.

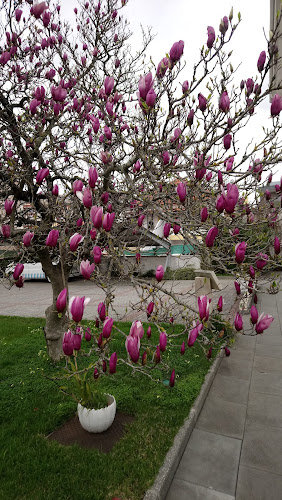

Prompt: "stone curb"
[143,349,224,500]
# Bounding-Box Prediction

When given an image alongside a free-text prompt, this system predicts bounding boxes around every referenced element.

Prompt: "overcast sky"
[59,0,281,177]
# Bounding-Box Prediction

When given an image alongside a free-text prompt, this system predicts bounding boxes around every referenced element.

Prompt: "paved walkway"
[166,289,282,500]
[0,277,236,322]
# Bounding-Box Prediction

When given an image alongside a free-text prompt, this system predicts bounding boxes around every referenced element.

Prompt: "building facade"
[270,0,282,96]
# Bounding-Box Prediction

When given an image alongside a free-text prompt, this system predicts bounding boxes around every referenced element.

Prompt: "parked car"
[5,262,81,281]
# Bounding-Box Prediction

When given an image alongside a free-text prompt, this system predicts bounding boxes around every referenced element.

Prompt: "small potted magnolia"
[58,294,118,433]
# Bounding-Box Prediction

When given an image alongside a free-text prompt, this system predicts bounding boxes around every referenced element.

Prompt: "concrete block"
[175,429,241,496]
[240,421,282,475]
[247,392,282,428]
[166,478,235,500]
[196,395,247,439]
[236,465,282,500]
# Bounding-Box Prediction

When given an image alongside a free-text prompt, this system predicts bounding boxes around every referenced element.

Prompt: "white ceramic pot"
[77,394,116,433]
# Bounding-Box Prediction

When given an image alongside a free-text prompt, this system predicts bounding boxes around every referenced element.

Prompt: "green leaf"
[238,12,241,21]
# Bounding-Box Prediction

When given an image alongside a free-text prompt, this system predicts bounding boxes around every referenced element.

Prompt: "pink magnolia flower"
[22,231,34,247]
[52,185,59,196]
[13,263,24,280]
[224,184,239,214]
[109,352,117,374]
[69,233,83,252]
[217,296,223,312]
[249,266,255,279]
[129,320,144,340]
[250,305,258,325]
[147,301,154,317]
[51,85,67,102]
[206,226,218,247]
[36,168,49,184]
[256,253,269,271]
[224,347,231,357]
[56,288,67,313]
[159,332,167,352]
[146,88,156,108]
[223,134,232,150]
[271,94,282,117]
[155,345,161,363]
[69,296,90,323]
[177,182,186,203]
[15,9,23,21]
[274,237,281,255]
[46,229,59,247]
[4,199,14,216]
[32,2,48,18]
[201,207,208,222]
[198,295,211,321]
[235,242,247,264]
[169,40,184,63]
[147,326,152,338]
[163,223,171,238]
[125,335,140,363]
[103,317,114,338]
[93,246,102,264]
[234,281,241,295]
[103,212,115,232]
[73,180,83,194]
[156,57,169,79]
[138,72,153,100]
[90,206,103,228]
[88,167,98,188]
[162,151,170,165]
[98,302,106,321]
[80,260,95,280]
[173,224,181,234]
[2,225,11,239]
[182,80,189,93]
[207,26,215,49]
[73,332,82,351]
[104,76,115,96]
[62,331,74,356]
[234,312,243,331]
[169,369,175,387]
[255,313,274,334]
[219,91,230,113]
[82,188,92,208]
[156,265,164,282]
[181,341,185,355]
[188,321,203,347]
[198,93,207,112]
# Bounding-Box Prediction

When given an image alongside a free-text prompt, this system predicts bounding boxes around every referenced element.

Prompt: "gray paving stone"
[196,395,247,439]
[228,347,254,361]
[256,334,282,345]
[255,344,282,358]
[236,465,282,500]
[250,370,282,397]
[233,334,256,350]
[253,355,282,373]
[240,421,282,475]
[218,357,253,380]
[208,375,249,405]
[175,429,241,496]
[247,392,282,428]
[166,478,235,500]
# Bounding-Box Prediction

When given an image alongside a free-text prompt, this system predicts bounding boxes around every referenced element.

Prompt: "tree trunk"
[38,249,70,361]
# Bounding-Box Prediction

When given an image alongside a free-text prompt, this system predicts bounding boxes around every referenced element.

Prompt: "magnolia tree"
[0,0,281,365]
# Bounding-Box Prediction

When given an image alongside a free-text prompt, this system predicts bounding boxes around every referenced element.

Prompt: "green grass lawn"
[0,315,221,500]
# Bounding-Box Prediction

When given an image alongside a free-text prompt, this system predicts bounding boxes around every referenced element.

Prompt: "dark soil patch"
[47,412,135,453]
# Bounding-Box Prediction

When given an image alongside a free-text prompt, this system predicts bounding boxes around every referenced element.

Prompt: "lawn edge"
[143,349,224,500]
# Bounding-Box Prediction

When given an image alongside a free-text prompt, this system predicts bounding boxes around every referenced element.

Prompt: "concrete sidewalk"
[0,277,236,322]
[166,290,282,500]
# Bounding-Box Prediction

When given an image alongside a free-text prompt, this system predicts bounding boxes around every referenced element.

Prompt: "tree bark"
[38,249,70,361]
